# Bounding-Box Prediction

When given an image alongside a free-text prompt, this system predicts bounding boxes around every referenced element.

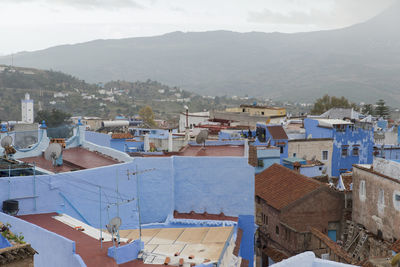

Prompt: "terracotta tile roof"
[112,133,133,139]
[266,126,288,140]
[178,145,244,157]
[390,239,400,253]
[310,227,352,263]
[173,211,238,222]
[21,147,119,173]
[18,213,163,267]
[233,228,243,256]
[263,247,288,263]
[255,164,323,210]
[0,243,37,265]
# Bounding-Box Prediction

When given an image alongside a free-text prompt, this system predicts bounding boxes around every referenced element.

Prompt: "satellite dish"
[106,216,122,234]
[1,136,13,148]
[44,143,62,166]
[196,130,208,147]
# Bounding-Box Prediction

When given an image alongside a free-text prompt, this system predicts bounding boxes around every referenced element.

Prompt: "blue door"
[328,230,337,242]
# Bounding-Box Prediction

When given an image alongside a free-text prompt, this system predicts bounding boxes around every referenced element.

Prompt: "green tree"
[311,95,357,115]
[362,104,374,115]
[139,105,157,127]
[375,99,390,118]
[35,109,71,127]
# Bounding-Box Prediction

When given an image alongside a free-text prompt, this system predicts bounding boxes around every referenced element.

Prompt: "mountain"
[1,1,400,105]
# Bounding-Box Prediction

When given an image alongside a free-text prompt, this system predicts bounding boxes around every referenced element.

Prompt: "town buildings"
[255,164,344,265]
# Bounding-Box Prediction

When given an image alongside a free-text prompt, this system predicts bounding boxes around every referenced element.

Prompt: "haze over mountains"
[1,1,400,105]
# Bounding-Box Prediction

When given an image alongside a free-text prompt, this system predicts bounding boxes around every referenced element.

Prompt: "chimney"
[244,138,249,158]
[168,130,173,152]
[144,133,150,152]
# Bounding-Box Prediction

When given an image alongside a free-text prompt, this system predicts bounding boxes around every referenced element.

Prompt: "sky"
[0,0,395,55]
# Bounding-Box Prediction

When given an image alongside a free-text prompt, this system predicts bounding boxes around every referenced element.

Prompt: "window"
[342,147,348,157]
[280,146,284,154]
[322,151,328,161]
[293,153,297,157]
[242,108,246,112]
[261,112,265,115]
[353,147,359,156]
[258,159,264,168]
[276,226,280,235]
[393,191,400,211]
[378,189,385,208]
[359,180,366,201]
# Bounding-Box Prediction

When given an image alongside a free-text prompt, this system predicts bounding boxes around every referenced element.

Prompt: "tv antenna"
[1,136,15,159]
[195,130,208,148]
[44,143,62,167]
[106,216,122,251]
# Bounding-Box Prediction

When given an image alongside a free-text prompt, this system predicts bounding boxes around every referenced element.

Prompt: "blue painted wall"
[237,215,255,265]
[0,212,85,267]
[0,157,254,229]
[304,118,333,139]
[254,124,288,164]
[85,131,110,147]
[331,126,373,176]
[304,118,373,177]
[255,148,280,174]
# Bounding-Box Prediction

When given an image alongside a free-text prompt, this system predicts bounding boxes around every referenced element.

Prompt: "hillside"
[0,65,282,122]
[0,65,216,121]
[1,2,400,105]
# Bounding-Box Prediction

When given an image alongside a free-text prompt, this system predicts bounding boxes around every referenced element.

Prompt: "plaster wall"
[85,131,111,147]
[0,212,85,267]
[352,166,400,240]
[288,140,333,176]
[0,157,254,229]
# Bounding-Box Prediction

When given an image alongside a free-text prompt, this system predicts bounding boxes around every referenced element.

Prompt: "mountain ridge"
[2,1,400,105]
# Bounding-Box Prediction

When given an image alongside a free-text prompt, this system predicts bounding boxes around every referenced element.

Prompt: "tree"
[35,109,71,127]
[375,99,390,118]
[139,105,157,127]
[362,104,374,115]
[311,95,357,115]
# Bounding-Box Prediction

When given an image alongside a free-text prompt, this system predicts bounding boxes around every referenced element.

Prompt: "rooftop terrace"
[20,147,120,173]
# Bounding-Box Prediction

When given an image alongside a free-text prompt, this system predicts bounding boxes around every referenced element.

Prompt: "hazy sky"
[0,0,395,55]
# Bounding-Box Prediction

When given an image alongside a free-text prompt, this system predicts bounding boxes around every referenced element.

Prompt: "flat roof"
[18,213,233,266]
[18,213,161,267]
[20,147,120,173]
[178,144,244,157]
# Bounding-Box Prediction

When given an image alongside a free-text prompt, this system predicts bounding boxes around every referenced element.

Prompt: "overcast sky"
[0,0,395,55]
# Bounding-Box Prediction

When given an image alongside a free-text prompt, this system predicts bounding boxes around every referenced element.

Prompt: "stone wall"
[353,165,400,241]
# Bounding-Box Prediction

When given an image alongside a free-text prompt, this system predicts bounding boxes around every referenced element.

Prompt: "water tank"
[102,121,129,128]
[2,200,19,215]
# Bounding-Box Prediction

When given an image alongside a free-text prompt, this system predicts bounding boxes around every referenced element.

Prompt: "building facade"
[256,164,344,265]
[288,138,333,176]
[352,159,400,241]
[304,118,373,177]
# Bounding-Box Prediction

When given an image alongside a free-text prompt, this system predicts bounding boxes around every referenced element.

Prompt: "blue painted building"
[254,124,288,164]
[304,118,374,177]
[253,145,280,174]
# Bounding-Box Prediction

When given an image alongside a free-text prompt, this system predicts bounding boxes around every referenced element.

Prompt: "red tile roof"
[255,164,323,210]
[266,126,288,140]
[21,147,119,173]
[112,133,133,139]
[18,213,163,267]
[173,211,238,222]
[263,247,288,263]
[178,144,244,157]
[310,227,352,263]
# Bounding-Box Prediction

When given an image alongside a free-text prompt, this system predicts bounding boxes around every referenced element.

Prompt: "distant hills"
[1,2,400,105]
